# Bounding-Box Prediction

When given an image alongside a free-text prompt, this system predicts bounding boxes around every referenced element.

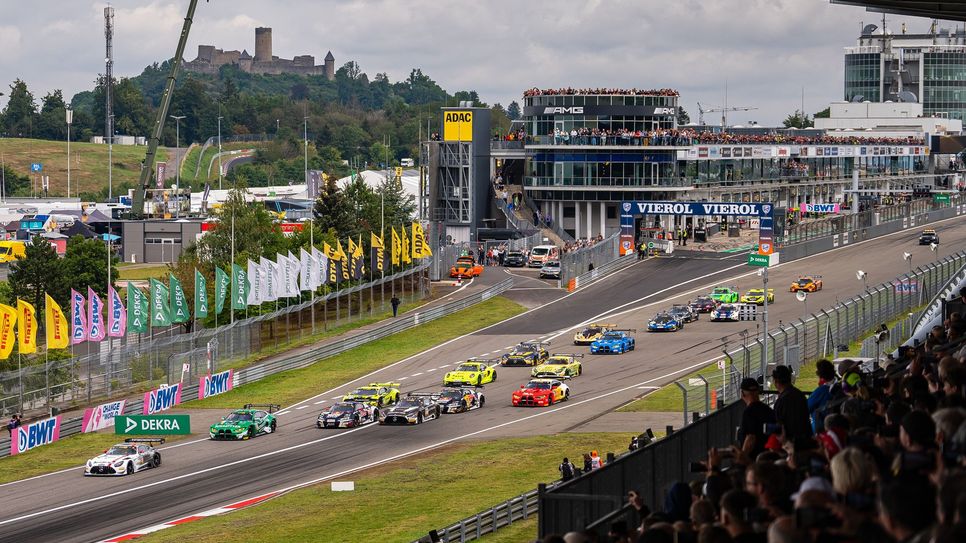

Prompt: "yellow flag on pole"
[390,228,401,266]
[45,293,70,350]
[16,299,37,354]
[401,226,412,264]
[0,304,17,360]
[411,222,432,258]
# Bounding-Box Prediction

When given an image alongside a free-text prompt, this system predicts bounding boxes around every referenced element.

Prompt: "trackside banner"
[81,399,127,433]
[11,415,61,455]
[619,201,775,256]
[143,383,183,415]
[199,369,234,400]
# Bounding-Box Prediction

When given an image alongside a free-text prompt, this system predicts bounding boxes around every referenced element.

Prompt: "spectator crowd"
[547,127,924,148]
[525,87,680,97]
[539,288,966,543]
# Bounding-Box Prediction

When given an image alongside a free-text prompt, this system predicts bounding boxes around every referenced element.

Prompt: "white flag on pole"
[261,256,276,302]
[312,247,327,288]
[287,250,301,296]
[247,259,260,306]
[300,248,312,292]
[274,253,286,299]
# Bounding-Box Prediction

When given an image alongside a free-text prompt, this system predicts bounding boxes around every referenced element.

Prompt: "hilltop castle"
[184,27,335,79]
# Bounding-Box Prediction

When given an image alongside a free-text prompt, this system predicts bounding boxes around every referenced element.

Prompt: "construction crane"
[697,102,759,127]
[131,0,207,219]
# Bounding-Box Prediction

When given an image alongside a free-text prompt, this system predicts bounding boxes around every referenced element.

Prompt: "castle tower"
[255,27,273,62]
[324,51,335,80]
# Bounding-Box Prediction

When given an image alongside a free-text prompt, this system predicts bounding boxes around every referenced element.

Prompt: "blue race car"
[647,313,683,332]
[711,303,740,322]
[590,329,636,354]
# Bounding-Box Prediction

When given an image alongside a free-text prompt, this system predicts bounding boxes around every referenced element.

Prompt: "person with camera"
[807,360,837,434]
[772,365,811,442]
[737,378,777,461]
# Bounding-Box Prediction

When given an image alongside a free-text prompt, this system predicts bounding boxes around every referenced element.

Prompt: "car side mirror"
[520,385,525,389]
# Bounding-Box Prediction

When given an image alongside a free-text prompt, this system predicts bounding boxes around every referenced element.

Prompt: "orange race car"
[789,275,823,293]
[449,256,484,278]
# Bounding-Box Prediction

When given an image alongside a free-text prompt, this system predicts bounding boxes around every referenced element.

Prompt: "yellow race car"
[573,323,615,345]
[342,382,401,407]
[740,288,775,305]
[531,354,583,379]
[443,359,498,386]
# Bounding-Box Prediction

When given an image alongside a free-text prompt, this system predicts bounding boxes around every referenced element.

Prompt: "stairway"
[497,185,568,247]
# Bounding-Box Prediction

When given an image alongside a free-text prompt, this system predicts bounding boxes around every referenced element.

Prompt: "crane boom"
[131,0,205,219]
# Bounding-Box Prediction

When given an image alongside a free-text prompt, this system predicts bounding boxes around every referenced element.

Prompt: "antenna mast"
[105,5,114,178]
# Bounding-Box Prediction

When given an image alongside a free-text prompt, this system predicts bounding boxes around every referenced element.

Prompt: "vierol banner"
[619,201,775,256]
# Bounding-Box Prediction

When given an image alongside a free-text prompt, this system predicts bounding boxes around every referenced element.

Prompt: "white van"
[400,158,415,167]
[528,245,559,267]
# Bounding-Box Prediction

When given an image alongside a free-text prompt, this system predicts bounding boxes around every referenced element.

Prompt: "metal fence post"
[696,374,710,415]
[674,381,688,427]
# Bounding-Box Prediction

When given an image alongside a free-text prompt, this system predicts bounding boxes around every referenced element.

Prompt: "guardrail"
[413,489,540,543]
[0,277,514,458]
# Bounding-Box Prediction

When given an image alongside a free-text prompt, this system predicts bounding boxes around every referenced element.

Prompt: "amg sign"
[543,106,584,114]
[523,105,678,117]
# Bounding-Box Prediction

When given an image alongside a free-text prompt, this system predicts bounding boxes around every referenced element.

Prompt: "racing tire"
[477,376,482,386]
[577,366,582,376]
[247,426,256,440]
[417,413,423,424]
[151,453,161,468]
[126,462,134,475]
[479,396,485,408]
[547,396,554,406]
[270,420,277,433]
[492,370,497,381]
[564,389,571,400]
[377,397,383,408]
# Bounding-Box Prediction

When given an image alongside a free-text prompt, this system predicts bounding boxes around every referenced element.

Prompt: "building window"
[606,205,617,219]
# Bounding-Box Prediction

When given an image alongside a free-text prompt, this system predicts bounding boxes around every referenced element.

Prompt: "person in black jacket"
[772,365,812,441]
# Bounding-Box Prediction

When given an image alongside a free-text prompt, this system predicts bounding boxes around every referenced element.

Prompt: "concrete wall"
[122,221,203,264]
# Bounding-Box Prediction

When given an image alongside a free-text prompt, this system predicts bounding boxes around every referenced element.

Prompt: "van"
[400,158,415,167]
[0,241,27,263]
[528,245,559,267]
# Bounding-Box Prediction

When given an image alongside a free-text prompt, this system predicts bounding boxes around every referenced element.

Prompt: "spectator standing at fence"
[6,413,21,436]
[737,378,777,460]
[559,457,577,481]
[772,365,811,441]
[590,450,602,469]
[582,453,593,472]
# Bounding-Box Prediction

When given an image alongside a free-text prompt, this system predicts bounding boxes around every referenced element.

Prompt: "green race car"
[709,286,740,304]
[342,382,401,406]
[209,404,279,440]
[443,360,497,386]
[531,354,583,379]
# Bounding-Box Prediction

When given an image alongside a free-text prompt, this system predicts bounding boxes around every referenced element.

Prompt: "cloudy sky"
[0,0,955,125]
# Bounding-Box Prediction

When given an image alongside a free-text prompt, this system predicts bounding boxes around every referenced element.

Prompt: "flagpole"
[18,351,22,415]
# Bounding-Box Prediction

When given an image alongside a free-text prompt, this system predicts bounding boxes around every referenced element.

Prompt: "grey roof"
[325,51,335,61]
[50,209,113,223]
[240,49,252,59]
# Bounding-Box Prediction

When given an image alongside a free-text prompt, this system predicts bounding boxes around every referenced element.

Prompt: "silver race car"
[317,401,379,429]
[379,393,441,424]
[85,438,164,476]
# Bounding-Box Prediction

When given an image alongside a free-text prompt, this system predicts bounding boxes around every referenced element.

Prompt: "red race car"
[511,379,570,407]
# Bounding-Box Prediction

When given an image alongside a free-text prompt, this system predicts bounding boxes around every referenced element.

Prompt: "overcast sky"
[0,1,957,126]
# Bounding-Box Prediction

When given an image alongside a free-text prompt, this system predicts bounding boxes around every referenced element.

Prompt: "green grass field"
[116,263,171,281]
[137,432,633,543]
[193,296,525,408]
[0,137,167,197]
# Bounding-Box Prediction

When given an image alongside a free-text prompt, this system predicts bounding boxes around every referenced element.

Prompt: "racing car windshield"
[396,400,420,408]
[456,364,481,372]
[581,327,600,336]
[713,288,730,294]
[225,413,253,422]
[602,332,622,339]
[349,388,376,396]
[511,345,533,354]
[440,390,463,400]
[525,381,552,389]
[107,446,137,456]
[330,404,356,413]
[718,304,735,311]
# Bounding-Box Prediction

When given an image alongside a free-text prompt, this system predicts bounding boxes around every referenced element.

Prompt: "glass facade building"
[844,52,881,102]
[923,50,966,120]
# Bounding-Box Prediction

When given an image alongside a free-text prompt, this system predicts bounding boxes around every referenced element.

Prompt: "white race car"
[85,438,164,476]
[711,303,740,322]
[317,401,379,429]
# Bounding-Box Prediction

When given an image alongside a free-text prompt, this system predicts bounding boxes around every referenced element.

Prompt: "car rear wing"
[367,382,401,388]
[610,328,637,333]
[466,358,502,365]
[520,341,550,347]
[243,403,281,413]
[442,384,485,390]
[588,323,617,328]
[549,353,584,359]
[124,438,166,445]
[407,392,441,400]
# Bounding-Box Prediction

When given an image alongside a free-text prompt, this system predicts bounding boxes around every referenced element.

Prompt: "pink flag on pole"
[87,287,105,342]
[107,286,126,338]
[70,289,89,345]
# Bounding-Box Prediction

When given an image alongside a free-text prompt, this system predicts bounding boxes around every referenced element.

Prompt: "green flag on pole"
[215,267,230,314]
[126,284,149,334]
[194,269,209,319]
[149,278,171,327]
[170,274,189,324]
[231,263,248,310]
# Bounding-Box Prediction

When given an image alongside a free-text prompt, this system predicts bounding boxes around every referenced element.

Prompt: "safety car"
[711,303,740,322]
[647,313,684,332]
[379,393,441,424]
[449,256,484,279]
[443,359,498,386]
[573,323,614,345]
[85,438,163,476]
[919,229,939,245]
[709,286,740,304]
[342,382,401,406]
[539,260,562,279]
[789,275,823,292]
[317,401,379,429]
[689,296,717,314]
[667,304,699,323]
[590,329,636,354]
[501,341,550,366]
[531,354,583,379]
[740,288,775,305]
[209,404,279,440]
[511,379,570,407]
[437,386,485,413]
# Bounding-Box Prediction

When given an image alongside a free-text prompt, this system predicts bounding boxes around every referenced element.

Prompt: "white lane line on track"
[438,364,450,368]
[330,396,342,400]
[504,346,513,349]
[314,400,325,404]
[276,411,291,416]
[411,372,423,377]
[295,406,308,410]
[637,386,660,390]
[398,377,408,380]
[425,368,436,372]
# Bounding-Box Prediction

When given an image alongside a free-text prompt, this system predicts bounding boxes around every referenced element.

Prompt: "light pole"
[66,106,73,198]
[856,270,868,291]
[217,114,224,190]
[903,251,913,275]
[170,115,186,217]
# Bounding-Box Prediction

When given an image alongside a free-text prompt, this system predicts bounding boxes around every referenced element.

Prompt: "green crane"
[131,0,206,219]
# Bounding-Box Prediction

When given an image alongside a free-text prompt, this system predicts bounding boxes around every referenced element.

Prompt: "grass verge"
[192,296,525,408]
[137,432,632,543]
[116,263,171,281]
[0,433,191,485]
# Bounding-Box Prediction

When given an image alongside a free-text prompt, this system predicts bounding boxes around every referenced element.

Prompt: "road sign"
[934,193,951,203]
[748,252,779,267]
[30,163,42,172]
[115,414,191,435]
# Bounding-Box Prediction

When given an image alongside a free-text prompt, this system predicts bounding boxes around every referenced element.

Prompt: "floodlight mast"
[131,0,206,218]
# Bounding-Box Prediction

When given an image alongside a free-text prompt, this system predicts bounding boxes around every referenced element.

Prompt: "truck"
[0,241,26,263]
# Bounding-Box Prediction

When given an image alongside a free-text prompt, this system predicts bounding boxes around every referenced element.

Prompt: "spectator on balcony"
[772,365,811,441]
[737,378,777,460]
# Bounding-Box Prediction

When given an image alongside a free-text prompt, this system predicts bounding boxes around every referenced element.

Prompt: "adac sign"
[199,369,234,400]
[443,110,473,141]
[143,383,183,415]
[11,416,61,455]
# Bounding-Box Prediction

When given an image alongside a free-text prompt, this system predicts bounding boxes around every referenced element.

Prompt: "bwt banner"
[82,399,127,433]
[143,383,183,415]
[11,416,61,455]
[802,203,841,214]
[199,369,234,400]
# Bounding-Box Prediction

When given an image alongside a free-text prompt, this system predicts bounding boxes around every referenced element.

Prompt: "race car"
[209,404,279,440]
[789,275,823,293]
[531,354,583,379]
[449,256,484,279]
[85,438,163,476]
[501,341,550,366]
[438,386,485,413]
[919,229,939,245]
[539,260,562,279]
[689,296,717,314]
[709,286,740,304]
[590,329,636,354]
[573,323,615,345]
[317,401,379,429]
[342,382,401,407]
[741,288,775,305]
[711,303,740,322]
[504,250,526,267]
[443,359,498,386]
[667,304,699,323]
[648,313,684,332]
[379,393,441,424]
[512,379,570,407]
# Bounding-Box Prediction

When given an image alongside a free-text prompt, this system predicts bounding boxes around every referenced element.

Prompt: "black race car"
[438,386,486,413]
[504,251,526,267]
[379,393,441,424]
[689,296,717,314]
[668,304,699,323]
[501,341,550,367]
[317,401,379,429]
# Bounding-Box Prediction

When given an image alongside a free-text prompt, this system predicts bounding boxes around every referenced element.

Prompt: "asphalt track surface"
[3,218,966,543]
